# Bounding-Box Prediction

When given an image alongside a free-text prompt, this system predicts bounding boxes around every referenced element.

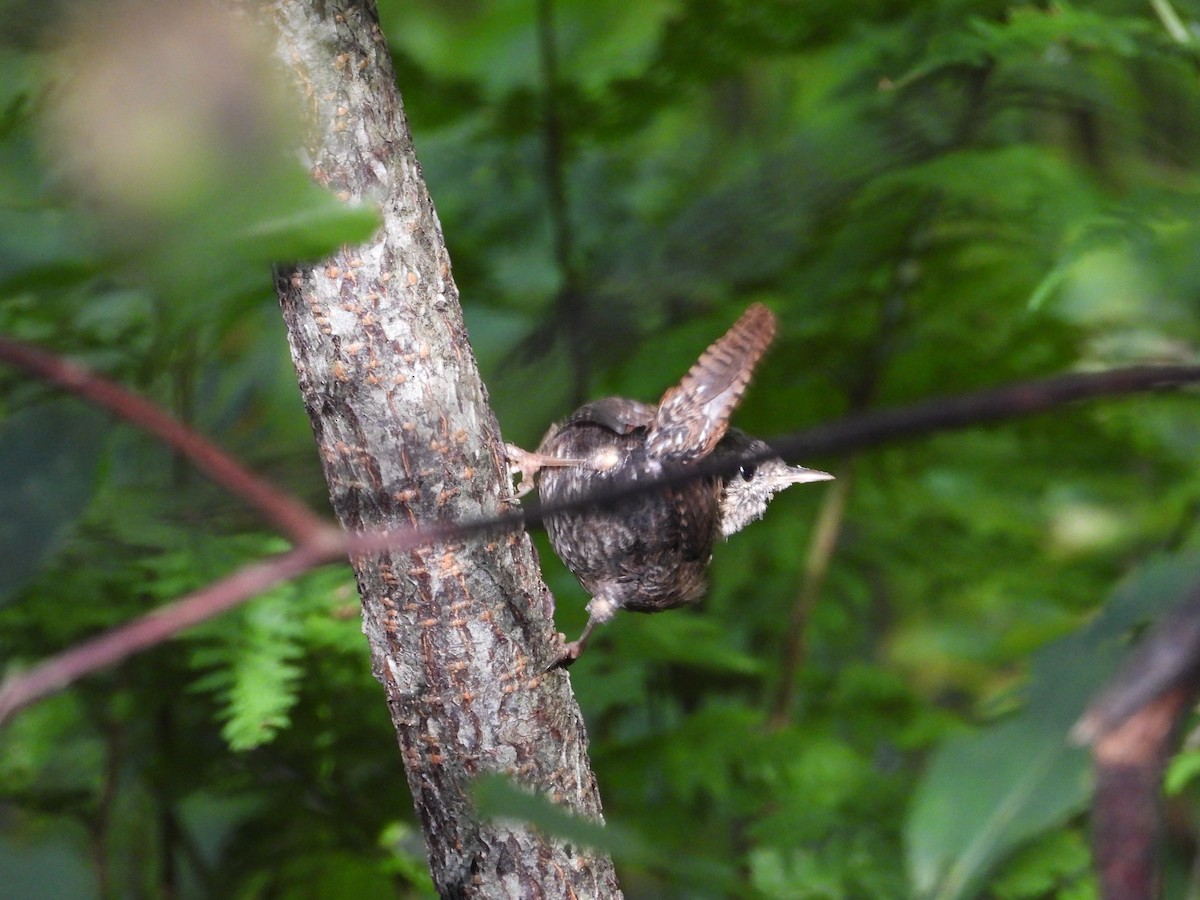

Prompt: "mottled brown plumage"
[650,302,776,461]
[508,304,832,667]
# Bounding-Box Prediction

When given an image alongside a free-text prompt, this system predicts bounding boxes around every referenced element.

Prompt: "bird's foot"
[545,634,586,671]
[544,599,613,672]
[505,443,588,498]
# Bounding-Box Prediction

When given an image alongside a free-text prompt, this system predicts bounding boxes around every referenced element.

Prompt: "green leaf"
[989,829,1093,899]
[471,773,652,864]
[472,773,743,892]
[907,720,1091,900]
[1165,748,1200,796]
[895,7,1162,87]
[227,172,381,264]
[906,554,1200,900]
[189,574,305,751]
[0,401,106,604]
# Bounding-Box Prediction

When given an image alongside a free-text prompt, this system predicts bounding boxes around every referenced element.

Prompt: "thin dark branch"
[512,364,1200,511]
[10,335,1189,556]
[0,337,330,545]
[3,363,1197,723]
[770,365,1200,461]
[476,367,1198,525]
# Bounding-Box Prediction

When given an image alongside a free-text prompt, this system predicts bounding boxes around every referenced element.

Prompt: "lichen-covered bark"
[262,1,621,896]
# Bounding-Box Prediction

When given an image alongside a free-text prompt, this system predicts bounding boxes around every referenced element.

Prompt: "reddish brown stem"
[0,541,336,724]
[0,522,490,725]
[1090,687,1191,900]
[0,337,329,545]
[1077,584,1200,898]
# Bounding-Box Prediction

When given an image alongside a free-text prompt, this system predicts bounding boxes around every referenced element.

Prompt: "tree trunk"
[262,1,622,896]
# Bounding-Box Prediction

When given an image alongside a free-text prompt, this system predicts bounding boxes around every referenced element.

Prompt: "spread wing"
[648,303,777,462]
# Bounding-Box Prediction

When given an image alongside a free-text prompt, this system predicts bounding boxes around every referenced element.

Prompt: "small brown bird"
[508,304,832,667]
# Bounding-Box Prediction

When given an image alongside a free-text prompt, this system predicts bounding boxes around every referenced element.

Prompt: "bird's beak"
[786,466,834,484]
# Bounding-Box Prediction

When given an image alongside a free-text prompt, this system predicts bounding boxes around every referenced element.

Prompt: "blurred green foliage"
[3,0,1200,897]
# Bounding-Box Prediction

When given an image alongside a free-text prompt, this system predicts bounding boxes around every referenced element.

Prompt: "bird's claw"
[504,444,542,498]
[505,443,588,498]
[544,635,585,672]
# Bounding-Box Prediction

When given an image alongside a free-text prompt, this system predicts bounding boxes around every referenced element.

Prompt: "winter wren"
[507,304,832,668]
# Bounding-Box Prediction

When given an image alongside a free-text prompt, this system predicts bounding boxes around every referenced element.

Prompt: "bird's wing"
[648,303,777,462]
[565,397,657,435]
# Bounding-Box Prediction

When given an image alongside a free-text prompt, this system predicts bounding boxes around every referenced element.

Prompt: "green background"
[4,0,1200,896]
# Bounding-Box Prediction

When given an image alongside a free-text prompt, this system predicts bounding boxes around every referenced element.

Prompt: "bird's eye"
[739,464,756,481]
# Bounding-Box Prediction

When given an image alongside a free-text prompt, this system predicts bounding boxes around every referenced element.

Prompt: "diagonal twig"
[0,337,331,545]
[0,524,473,727]
[0,541,337,723]
[1,350,1199,726]
[1073,583,1200,900]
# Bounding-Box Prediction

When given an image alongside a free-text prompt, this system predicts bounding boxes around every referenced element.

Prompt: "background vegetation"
[3,0,1200,896]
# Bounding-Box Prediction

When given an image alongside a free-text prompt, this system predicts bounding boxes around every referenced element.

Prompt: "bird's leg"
[504,443,590,498]
[547,596,617,671]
